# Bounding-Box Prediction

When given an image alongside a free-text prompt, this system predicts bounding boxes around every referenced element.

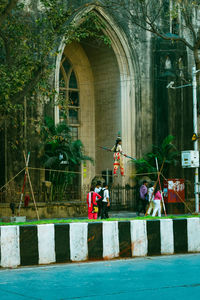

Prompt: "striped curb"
[0,218,200,268]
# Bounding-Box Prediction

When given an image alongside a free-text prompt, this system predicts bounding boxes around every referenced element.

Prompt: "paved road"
[0,254,200,300]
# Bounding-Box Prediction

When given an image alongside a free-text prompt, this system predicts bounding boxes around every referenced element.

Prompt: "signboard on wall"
[163,179,185,203]
[181,150,199,168]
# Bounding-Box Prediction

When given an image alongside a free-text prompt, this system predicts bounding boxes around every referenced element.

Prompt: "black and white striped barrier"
[1,218,200,268]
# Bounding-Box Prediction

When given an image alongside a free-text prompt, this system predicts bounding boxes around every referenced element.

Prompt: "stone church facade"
[54,6,139,188]
[0,1,195,207]
[52,2,193,191]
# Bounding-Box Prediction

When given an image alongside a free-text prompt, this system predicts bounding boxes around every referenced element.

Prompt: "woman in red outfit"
[87,187,101,219]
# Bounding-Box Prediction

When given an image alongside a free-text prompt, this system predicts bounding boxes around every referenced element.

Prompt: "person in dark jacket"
[137,180,148,216]
[101,184,110,219]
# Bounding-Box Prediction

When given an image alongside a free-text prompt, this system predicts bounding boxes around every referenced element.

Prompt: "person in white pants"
[152,186,162,217]
[146,182,154,215]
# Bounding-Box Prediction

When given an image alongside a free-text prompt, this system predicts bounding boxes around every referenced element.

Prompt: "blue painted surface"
[0,254,200,299]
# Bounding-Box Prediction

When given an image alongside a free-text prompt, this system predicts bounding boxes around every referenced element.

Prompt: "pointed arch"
[54,6,141,182]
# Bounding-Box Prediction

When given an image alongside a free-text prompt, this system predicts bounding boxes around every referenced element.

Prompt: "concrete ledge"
[1,218,200,268]
[2,216,27,223]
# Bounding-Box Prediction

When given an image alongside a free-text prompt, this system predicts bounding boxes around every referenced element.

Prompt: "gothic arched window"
[59,56,80,141]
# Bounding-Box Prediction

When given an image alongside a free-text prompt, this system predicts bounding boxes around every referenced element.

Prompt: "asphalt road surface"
[0,254,200,299]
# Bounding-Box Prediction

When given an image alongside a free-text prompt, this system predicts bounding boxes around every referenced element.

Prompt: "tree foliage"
[0,1,110,125]
[132,135,179,181]
[0,0,111,189]
[41,117,92,167]
[0,0,110,151]
[1,1,64,119]
[40,117,93,200]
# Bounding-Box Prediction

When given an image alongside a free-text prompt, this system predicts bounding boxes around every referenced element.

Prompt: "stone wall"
[0,202,87,220]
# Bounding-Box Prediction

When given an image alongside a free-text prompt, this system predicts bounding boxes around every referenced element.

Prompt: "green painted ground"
[0,214,200,226]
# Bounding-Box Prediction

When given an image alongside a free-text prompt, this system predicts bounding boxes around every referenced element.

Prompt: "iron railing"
[110,184,137,210]
[0,183,137,211]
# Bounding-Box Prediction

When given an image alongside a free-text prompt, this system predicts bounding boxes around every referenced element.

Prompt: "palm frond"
[132,135,179,181]
[44,156,59,168]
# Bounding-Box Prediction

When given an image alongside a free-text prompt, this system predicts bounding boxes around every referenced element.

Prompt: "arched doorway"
[54,7,138,193]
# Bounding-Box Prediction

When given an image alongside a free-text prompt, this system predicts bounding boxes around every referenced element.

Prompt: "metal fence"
[109,184,137,211]
[0,182,137,211]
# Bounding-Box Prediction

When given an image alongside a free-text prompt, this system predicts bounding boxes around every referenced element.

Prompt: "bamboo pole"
[18,152,30,215]
[145,159,165,216]
[155,157,167,216]
[23,152,40,220]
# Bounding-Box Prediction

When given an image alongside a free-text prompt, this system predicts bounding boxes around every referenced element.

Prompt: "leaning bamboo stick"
[145,159,165,216]
[155,157,167,216]
[23,151,40,220]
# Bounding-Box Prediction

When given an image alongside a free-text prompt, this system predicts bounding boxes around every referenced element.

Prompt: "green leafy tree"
[0,0,110,185]
[0,1,110,123]
[133,135,179,181]
[40,117,93,201]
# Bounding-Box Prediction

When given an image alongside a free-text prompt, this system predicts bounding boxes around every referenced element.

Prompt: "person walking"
[101,184,110,219]
[87,187,101,220]
[137,180,148,216]
[94,181,103,218]
[152,186,162,217]
[146,182,155,215]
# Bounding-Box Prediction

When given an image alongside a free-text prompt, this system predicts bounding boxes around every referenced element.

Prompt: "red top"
[87,192,101,208]
[154,191,162,201]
